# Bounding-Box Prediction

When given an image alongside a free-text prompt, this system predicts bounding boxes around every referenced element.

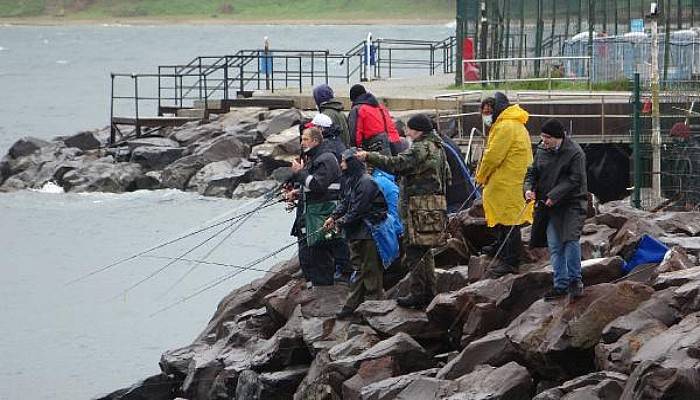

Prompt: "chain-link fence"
[633,78,700,210]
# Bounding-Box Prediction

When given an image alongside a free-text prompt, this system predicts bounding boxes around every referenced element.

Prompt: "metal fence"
[632,76,700,210]
[563,29,700,83]
[461,55,591,88]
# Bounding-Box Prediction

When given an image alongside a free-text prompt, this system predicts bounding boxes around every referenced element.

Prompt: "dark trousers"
[402,244,437,299]
[494,224,522,267]
[298,238,335,286]
[343,239,384,310]
[329,238,351,275]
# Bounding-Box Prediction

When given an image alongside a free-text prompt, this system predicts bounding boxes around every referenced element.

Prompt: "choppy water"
[0,23,452,400]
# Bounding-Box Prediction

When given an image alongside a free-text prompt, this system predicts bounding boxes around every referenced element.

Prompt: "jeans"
[547,219,582,290]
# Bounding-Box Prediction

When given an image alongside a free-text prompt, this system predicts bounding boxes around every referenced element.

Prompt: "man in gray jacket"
[525,118,588,301]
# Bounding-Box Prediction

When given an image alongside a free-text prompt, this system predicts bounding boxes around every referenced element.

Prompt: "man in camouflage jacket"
[357,114,450,308]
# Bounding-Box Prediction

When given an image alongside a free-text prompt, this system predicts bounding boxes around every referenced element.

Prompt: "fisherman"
[480,97,495,132]
[307,113,351,282]
[357,113,450,308]
[325,148,389,318]
[348,84,403,156]
[476,92,533,278]
[313,84,351,147]
[283,127,341,287]
[525,118,588,301]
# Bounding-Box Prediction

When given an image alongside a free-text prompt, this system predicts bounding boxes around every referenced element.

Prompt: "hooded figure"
[313,84,351,147]
[347,85,401,155]
[328,148,388,318]
[476,92,533,277]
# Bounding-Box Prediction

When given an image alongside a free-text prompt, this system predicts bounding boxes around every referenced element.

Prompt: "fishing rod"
[159,199,265,297]
[66,194,283,285]
[112,196,281,300]
[148,227,325,317]
[141,255,279,275]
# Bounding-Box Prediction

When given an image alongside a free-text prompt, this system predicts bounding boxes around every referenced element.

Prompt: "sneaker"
[543,287,568,301]
[335,307,354,319]
[569,280,584,299]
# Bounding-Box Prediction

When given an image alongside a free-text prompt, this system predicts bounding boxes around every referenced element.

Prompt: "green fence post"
[633,72,642,209]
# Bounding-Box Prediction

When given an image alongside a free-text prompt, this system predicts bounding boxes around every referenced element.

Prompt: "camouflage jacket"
[365,131,451,198]
[366,131,451,247]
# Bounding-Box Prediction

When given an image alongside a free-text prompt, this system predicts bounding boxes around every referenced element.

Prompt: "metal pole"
[134,75,140,137]
[663,0,672,86]
[157,66,162,116]
[389,48,393,78]
[198,58,203,100]
[324,51,329,84]
[456,0,465,85]
[633,72,642,208]
[224,56,229,101]
[650,5,662,201]
[588,0,595,81]
[110,73,115,145]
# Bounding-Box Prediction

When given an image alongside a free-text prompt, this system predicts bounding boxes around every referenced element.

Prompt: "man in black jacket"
[325,148,388,318]
[525,118,588,301]
[286,127,342,286]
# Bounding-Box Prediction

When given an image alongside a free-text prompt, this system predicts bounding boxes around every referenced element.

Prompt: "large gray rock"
[63,129,108,151]
[235,366,309,400]
[293,350,339,400]
[596,290,682,373]
[343,356,400,400]
[7,136,50,158]
[192,133,249,162]
[654,265,700,290]
[160,155,208,189]
[232,180,279,199]
[256,108,303,141]
[505,281,654,380]
[621,312,700,399]
[437,328,518,380]
[250,306,312,371]
[251,126,301,170]
[358,369,440,400]
[60,161,144,193]
[387,266,470,299]
[124,137,180,151]
[610,217,666,258]
[533,371,628,400]
[652,212,700,236]
[356,300,442,340]
[94,373,178,400]
[129,146,183,170]
[186,159,248,197]
[327,325,381,361]
[445,362,533,400]
[580,223,618,259]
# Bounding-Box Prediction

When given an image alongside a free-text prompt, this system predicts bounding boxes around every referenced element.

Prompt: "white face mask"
[405,137,414,148]
[482,114,493,127]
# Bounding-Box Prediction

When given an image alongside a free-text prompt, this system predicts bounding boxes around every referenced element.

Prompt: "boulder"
[621,312,700,399]
[505,281,654,379]
[327,333,433,388]
[579,223,618,259]
[263,279,309,323]
[437,328,518,380]
[652,212,700,236]
[343,356,400,400]
[129,146,184,170]
[60,161,144,193]
[250,306,312,371]
[0,159,9,185]
[657,246,695,274]
[232,180,279,199]
[393,377,455,399]
[327,325,381,361]
[94,373,178,400]
[358,369,440,400]
[659,235,700,256]
[610,217,666,258]
[256,108,303,141]
[445,362,533,400]
[186,159,248,197]
[293,350,339,400]
[235,366,309,400]
[251,126,301,170]
[532,371,628,400]
[386,266,469,299]
[654,265,700,290]
[181,357,223,399]
[63,130,108,151]
[7,136,50,158]
[355,300,442,339]
[124,137,180,151]
[160,155,208,189]
[193,134,249,162]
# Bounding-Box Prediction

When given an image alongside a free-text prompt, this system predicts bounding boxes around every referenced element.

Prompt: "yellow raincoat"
[476,104,534,227]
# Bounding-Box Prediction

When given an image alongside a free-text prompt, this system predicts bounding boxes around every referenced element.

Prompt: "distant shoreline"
[0,16,454,26]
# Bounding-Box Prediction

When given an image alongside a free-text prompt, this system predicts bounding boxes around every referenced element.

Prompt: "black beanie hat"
[407,113,434,132]
[349,84,366,102]
[540,118,566,138]
[493,92,510,121]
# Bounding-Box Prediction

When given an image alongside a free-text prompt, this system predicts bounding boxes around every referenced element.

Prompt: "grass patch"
[1,0,455,20]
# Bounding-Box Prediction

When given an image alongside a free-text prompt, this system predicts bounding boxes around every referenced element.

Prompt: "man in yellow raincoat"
[476,92,533,278]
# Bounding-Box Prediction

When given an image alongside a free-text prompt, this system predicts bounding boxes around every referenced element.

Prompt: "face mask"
[405,137,414,148]
[482,114,493,127]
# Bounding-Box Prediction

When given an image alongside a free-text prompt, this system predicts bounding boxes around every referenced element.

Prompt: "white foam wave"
[56,60,69,65]
[0,46,6,51]
[34,181,65,194]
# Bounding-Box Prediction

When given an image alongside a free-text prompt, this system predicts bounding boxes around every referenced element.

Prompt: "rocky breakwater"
[95,199,700,400]
[0,107,309,198]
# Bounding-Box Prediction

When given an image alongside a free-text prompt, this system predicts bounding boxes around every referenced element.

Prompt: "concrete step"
[176,108,207,119]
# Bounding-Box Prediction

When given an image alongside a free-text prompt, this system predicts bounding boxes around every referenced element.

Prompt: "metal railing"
[461,55,592,89]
